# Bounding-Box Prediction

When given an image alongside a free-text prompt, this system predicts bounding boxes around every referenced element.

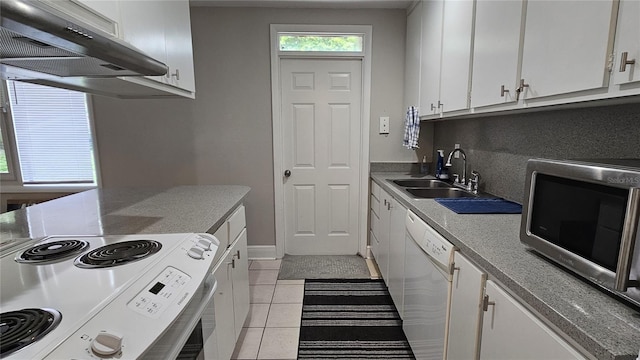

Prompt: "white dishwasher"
[403,210,456,360]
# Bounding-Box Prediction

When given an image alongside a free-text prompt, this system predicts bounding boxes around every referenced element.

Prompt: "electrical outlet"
[379,116,390,134]
[454,143,460,158]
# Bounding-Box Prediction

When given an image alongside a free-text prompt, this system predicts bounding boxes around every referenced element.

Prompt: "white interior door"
[281,58,362,255]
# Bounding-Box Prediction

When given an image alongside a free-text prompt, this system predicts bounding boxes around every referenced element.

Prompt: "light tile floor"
[231,258,380,360]
[231,259,304,360]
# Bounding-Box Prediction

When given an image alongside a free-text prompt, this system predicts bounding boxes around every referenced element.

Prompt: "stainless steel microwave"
[520,158,640,307]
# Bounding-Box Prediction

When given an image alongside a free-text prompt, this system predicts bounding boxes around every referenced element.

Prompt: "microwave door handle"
[615,187,640,292]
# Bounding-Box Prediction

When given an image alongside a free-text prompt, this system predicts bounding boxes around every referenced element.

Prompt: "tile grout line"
[238,260,307,360]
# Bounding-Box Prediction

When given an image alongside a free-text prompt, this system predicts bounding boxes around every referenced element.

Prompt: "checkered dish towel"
[403,106,419,150]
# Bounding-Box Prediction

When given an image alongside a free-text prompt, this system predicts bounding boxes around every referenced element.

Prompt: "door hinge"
[607,52,615,73]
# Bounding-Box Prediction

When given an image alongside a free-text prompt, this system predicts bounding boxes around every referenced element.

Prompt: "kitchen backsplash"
[433,101,640,203]
[370,162,422,173]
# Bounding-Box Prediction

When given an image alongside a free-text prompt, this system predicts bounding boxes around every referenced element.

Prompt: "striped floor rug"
[298,279,415,359]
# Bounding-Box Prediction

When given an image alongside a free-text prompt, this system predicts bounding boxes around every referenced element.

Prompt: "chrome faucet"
[445,148,467,185]
[469,170,480,194]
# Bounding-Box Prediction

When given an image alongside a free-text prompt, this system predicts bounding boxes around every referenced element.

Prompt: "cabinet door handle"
[483,294,497,328]
[226,259,235,272]
[236,250,241,259]
[619,51,636,72]
[449,263,460,276]
[437,100,443,109]
[500,85,509,97]
[171,68,180,80]
[482,294,495,312]
[430,103,436,111]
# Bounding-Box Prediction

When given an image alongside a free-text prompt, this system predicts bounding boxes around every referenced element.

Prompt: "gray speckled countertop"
[371,173,640,360]
[0,186,250,243]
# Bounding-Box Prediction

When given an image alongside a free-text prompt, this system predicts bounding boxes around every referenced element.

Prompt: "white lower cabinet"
[387,197,407,317]
[203,205,250,360]
[230,229,250,340]
[447,251,486,360]
[377,190,392,282]
[399,241,587,360]
[369,184,407,316]
[208,251,234,360]
[480,280,586,360]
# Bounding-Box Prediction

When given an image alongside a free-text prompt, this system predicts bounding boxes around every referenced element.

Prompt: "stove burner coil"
[15,240,89,264]
[0,308,62,357]
[74,240,162,269]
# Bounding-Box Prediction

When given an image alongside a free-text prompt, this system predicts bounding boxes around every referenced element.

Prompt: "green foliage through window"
[279,34,363,52]
[0,127,7,173]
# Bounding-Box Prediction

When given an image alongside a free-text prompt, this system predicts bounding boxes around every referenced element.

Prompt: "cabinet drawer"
[371,181,381,201]
[213,222,229,261]
[370,194,380,216]
[228,205,246,243]
[370,230,380,259]
[370,209,380,237]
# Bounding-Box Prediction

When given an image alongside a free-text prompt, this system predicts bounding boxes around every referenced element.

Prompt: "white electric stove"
[0,232,219,359]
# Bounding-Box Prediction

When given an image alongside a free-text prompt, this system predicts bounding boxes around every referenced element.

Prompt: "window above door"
[278,33,364,52]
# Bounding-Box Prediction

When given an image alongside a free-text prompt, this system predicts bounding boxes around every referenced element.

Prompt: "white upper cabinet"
[438,0,475,113]
[519,0,616,100]
[404,1,423,110]
[110,0,196,98]
[612,0,640,86]
[74,0,120,33]
[119,1,167,84]
[40,0,119,36]
[470,0,524,108]
[164,0,196,93]
[419,0,444,116]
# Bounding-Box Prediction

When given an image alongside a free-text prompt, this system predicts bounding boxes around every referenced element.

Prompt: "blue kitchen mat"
[435,198,522,214]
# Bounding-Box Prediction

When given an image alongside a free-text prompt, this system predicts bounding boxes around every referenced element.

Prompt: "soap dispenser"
[435,150,444,178]
[420,156,429,174]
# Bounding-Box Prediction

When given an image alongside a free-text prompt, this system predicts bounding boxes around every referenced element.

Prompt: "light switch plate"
[454,143,460,158]
[379,117,390,134]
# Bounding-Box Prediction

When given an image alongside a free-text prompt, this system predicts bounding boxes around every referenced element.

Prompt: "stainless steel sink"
[392,179,451,188]
[405,188,478,199]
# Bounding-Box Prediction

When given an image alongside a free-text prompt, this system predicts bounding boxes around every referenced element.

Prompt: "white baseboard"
[248,245,277,260]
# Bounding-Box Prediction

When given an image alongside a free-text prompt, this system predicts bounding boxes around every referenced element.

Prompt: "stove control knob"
[196,237,213,251]
[188,246,205,259]
[91,330,123,356]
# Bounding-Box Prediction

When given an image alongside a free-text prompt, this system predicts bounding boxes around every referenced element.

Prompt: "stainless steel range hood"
[0,0,168,81]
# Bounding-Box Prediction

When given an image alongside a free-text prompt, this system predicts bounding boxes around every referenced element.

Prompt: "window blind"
[7,81,96,184]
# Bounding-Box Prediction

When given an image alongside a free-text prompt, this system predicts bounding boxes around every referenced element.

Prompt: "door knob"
[284,170,291,177]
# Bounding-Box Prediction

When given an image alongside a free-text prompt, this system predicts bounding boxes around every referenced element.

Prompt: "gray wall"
[433,102,640,203]
[91,7,409,247]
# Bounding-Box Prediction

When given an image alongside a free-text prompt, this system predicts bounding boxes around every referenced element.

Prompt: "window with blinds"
[6,81,96,184]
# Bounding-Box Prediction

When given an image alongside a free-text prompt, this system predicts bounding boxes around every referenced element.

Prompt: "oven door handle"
[615,187,640,291]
